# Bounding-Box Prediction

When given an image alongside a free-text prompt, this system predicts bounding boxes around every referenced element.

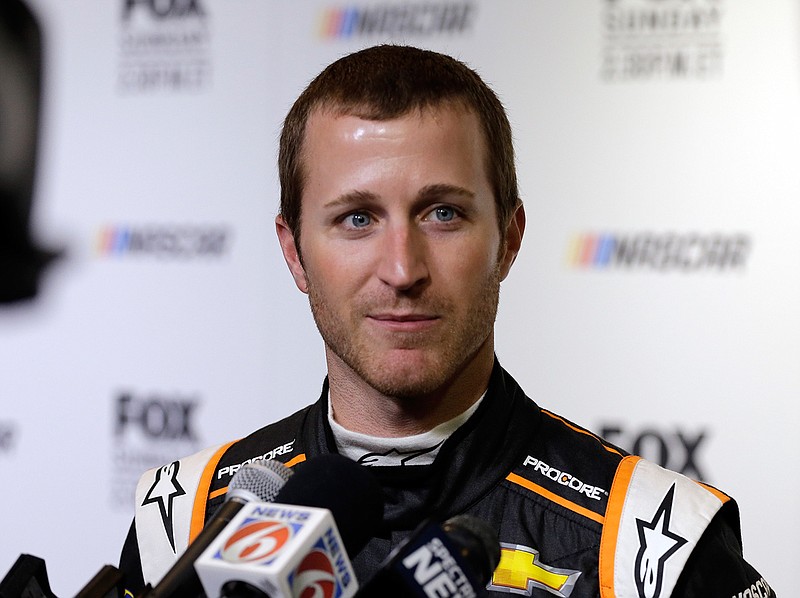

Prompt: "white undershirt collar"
[328,393,485,466]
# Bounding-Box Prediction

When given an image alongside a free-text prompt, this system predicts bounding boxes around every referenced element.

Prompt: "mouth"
[370,312,437,321]
[366,313,440,332]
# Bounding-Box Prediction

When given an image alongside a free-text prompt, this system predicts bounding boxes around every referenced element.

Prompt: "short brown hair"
[279,44,520,244]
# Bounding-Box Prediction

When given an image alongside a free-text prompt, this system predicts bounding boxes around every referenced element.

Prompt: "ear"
[275,215,309,294]
[498,202,526,281]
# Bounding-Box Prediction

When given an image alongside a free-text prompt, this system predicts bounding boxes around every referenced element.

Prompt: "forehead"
[300,105,488,194]
[305,101,483,142]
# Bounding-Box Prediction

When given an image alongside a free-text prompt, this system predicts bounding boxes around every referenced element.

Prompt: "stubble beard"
[306,266,502,401]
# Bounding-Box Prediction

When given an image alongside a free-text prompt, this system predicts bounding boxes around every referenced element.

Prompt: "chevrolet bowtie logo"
[488,543,581,597]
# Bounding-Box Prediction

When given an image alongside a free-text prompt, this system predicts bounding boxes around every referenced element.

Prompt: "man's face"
[277,105,523,400]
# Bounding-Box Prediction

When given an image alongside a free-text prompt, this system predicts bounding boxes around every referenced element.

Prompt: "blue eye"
[434,206,456,222]
[347,213,371,228]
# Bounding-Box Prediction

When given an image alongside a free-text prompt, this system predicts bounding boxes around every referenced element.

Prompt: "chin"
[359,356,457,400]
[368,378,445,401]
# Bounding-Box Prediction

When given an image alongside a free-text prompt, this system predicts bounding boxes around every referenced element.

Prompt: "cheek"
[303,245,368,297]
[436,244,500,297]
[450,234,501,275]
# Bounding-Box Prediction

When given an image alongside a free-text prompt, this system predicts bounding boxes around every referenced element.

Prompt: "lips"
[366,313,440,332]
[370,313,437,321]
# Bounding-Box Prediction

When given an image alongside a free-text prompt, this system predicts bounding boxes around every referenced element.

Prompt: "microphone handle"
[74,565,123,598]
[0,554,56,598]
[141,496,247,598]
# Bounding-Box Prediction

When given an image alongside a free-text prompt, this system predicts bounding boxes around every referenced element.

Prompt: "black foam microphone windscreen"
[271,453,384,558]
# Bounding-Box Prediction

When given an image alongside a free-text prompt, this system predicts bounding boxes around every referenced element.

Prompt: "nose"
[376,223,430,293]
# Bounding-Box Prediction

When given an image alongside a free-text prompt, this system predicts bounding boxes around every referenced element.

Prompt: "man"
[120,45,774,597]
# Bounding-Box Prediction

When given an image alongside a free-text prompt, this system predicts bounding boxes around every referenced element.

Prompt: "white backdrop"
[0,0,796,594]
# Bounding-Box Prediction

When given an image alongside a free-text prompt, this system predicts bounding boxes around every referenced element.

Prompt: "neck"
[326,338,495,437]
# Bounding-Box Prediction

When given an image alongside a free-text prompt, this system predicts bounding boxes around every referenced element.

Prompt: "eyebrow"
[323,189,378,210]
[417,183,475,203]
[323,184,475,210]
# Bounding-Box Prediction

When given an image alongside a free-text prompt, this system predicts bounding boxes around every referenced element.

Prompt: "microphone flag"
[195,502,358,598]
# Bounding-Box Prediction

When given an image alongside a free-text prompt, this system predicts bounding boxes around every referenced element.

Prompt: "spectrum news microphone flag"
[195,454,383,598]
[354,515,501,598]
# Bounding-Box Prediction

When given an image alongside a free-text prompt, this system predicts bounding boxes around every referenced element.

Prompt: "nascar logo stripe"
[318,7,359,38]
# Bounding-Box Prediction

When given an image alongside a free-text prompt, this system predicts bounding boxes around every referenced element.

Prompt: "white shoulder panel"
[134,443,227,586]
[601,456,728,598]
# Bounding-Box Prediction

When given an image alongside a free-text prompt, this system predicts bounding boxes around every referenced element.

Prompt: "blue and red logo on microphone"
[197,504,359,598]
[288,527,356,598]
[219,519,299,564]
[292,547,337,598]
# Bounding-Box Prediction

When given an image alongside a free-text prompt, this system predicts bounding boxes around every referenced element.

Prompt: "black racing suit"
[119,361,774,597]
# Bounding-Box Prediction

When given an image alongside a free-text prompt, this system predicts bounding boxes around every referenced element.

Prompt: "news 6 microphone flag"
[196,502,358,598]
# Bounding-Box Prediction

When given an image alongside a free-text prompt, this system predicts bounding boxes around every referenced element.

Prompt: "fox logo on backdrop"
[116,392,199,441]
[110,391,204,509]
[122,0,206,20]
[118,0,211,93]
[600,424,710,482]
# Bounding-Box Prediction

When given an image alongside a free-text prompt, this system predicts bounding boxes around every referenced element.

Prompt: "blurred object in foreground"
[0,0,58,304]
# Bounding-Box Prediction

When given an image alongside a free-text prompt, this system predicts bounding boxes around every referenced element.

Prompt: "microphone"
[194,454,383,598]
[139,459,293,598]
[355,515,501,598]
[0,554,56,598]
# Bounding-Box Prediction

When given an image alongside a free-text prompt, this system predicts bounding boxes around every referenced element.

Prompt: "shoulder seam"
[540,409,624,457]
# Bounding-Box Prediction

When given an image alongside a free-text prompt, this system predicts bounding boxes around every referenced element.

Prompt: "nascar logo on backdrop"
[318,1,476,39]
[568,232,750,272]
[96,224,230,259]
[601,0,725,82]
[117,0,211,94]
